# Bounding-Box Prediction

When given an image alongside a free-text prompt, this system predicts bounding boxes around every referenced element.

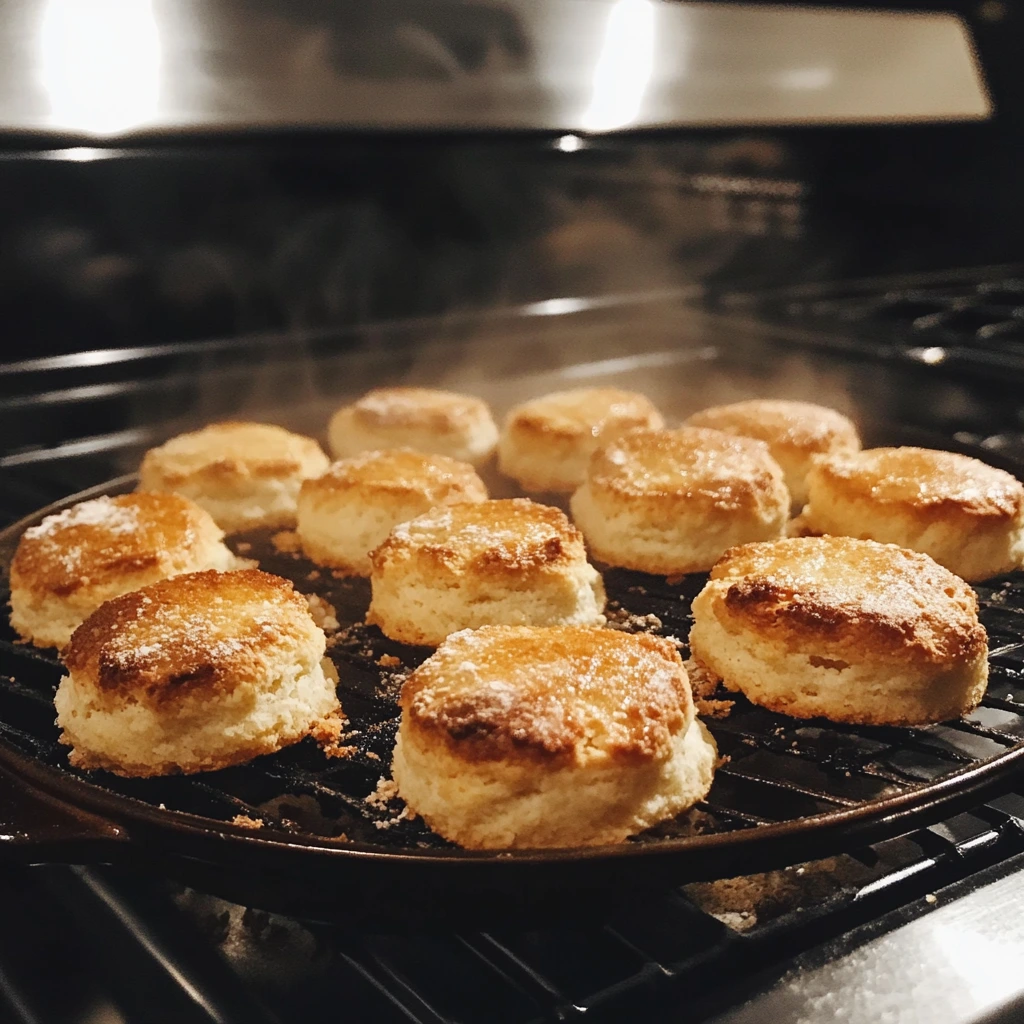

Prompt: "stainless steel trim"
[0,0,991,140]
[710,866,1024,1024]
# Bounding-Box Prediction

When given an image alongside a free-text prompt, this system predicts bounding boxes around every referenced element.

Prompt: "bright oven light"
[39,0,162,135]
[581,0,656,132]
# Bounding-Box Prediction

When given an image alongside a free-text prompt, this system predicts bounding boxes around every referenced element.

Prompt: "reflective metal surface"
[0,0,991,139]
[710,865,1024,1024]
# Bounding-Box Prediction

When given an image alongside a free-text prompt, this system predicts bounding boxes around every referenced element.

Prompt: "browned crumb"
[685,656,734,719]
[376,654,401,668]
[698,698,735,719]
[665,574,686,586]
[271,530,302,554]
[604,602,663,634]
[365,750,381,761]
[306,569,321,581]
[365,778,414,828]
[235,541,252,553]
[304,593,339,631]
[230,814,264,830]
[365,777,399,809]
[686,657,720,699]
[310,708,354,759]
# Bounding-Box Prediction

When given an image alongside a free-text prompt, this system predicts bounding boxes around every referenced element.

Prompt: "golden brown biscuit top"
[586,427,783,509]
[686,399,860,454]
[708,536,987,664]
[140,422,328,484]
[301,449,487,502]
[811,447,1024,519]
[11,493,219,597]
[64,569,321,699]
[349,388,492,435]
[401,625,692,765]
[505,388,663,440]
[372,498,583,574]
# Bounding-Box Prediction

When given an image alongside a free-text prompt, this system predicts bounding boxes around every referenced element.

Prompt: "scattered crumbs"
[604,601,663,634]
[365,777,399,809]
[365,751,380,761]
[235,541,252,553]
[715,754,731,770]
[365,777,414,829]
[231,814,264,830]
[331,568,350,580]
[271,530,302,554]
[310,709,355,759]
[306,569,321,581]
[665,574,686,587]
[377,654,401,668]
[925,893,938,904]
[304,593,339,632]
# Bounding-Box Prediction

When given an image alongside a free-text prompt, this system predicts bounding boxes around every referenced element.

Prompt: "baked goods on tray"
[328,387,499,467]
[367,498,606,646]
[685,399,860,509]
[138,421,329,532]
[795,446,1024,582]
[296,449,487,576]
[688,536,989,726]
[391,625,718,848]
[9,493,245,650]
[570,427,790,575]
[54,569,339,777]
[498,387,664,493]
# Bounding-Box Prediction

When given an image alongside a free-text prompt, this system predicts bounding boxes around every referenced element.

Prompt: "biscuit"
[686,399,860,508]
[367,498,606,646]
[328,388,499,467]
[688,536,989,726]
[9,493,245,650]
[138,421,330,532]
[498,387,664,493]
[796,446,1024,582]
[391,625,718,848]
[570,427,790,575]
[54,569,340,776]
[296,449,488,575]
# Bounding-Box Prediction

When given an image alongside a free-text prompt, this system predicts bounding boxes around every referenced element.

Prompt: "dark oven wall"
[1,3,1023,357]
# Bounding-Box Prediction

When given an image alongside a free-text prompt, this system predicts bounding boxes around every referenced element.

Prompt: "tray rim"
[2,469,1024,872]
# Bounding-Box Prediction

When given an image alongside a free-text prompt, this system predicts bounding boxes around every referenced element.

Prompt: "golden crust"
[809,447,1024,521]
[400,626,692,767]
[503,388,663,441]
[706,536,987,666]
[10,493,223,598]
[138,421,328,487]
[63,569,318,700]
[686,400,860,456]
[341,387,493,435]
[585,427,785,512]
[300,449,486,503]
[370,498,584,579]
